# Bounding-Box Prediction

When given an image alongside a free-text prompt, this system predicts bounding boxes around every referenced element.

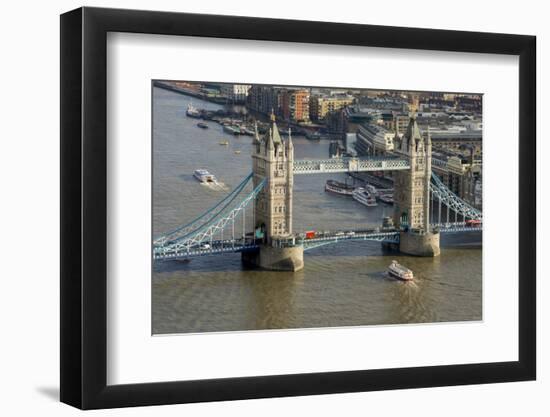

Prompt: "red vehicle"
[305,230,316,239]
[465,219,482,227]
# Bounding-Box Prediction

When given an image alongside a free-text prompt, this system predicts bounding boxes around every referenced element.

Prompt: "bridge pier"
[399,230,440,257]
[242,244,304,272]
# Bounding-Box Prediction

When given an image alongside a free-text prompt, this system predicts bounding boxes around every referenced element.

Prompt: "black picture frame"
[60,6,536,410]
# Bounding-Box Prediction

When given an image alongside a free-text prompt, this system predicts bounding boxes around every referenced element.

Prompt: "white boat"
[186,103,201,118]
[352,187,378,207]
[378,193,394,204]
[388,260,414,281]
[193,169,216,183]
[223,125,241,135]
[365,184,378,197]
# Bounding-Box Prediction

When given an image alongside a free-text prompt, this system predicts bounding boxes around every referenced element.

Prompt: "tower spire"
[426,124,431,146]
[253,119,260,143]
[267,127,274,151]
[287,123,293,154]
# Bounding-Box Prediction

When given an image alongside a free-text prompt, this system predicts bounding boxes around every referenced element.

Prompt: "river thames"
[152,86,482,334]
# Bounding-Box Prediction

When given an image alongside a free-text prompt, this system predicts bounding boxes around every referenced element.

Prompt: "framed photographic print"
[60,6,536,409]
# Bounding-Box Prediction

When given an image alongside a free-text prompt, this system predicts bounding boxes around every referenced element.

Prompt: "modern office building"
[309,95,354,121]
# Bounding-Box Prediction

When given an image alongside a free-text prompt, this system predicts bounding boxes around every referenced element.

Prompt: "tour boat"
[193,169,217,183]
[186,103,201,118]
[352,187,378,207]
[325,180,355,196]
[388,260,414,281]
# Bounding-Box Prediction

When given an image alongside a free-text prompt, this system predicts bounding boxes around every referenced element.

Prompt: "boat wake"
[395,279,438,322]
[201,181,228,191]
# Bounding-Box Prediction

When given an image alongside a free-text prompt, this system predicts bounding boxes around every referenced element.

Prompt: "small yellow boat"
[234,150,241,154]
[219,140,229,146]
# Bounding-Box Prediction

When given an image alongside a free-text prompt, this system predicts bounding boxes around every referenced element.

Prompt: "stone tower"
[392,113,440,256]
[392,113,430,230]
[251,112,294,243]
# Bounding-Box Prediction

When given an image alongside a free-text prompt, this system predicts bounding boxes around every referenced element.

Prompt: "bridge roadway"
[153,224,482,261]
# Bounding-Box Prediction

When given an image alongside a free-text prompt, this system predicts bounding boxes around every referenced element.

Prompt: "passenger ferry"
[193,169,216,183]
[325,180,355,196]
[186,103,201,118]
[352,187,378,207]
[388,260,414,281]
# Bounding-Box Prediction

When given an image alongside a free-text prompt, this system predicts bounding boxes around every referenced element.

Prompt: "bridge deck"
[154,224,482,260]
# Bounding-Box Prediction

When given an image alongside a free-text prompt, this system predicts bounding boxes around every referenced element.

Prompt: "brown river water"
[152,86,482,334]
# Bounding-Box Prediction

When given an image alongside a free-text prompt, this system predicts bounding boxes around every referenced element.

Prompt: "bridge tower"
[392,113,440,256]
[242,113,304,271]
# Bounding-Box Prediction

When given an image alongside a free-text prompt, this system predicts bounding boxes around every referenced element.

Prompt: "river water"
[152,86,482,334]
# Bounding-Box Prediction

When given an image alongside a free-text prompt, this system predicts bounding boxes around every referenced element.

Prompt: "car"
[200,243,211,250]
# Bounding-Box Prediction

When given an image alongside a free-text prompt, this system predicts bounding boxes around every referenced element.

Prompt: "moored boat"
[388,260,414,281]
[223,125,241,135]
[305,131,321,141]
[325,180,355,196]
[352,187,378,207]
[186,103,201,118]
[365,183,378,197]
[197,122,208,129]
[378,193,394,204]
[240,127,255,136]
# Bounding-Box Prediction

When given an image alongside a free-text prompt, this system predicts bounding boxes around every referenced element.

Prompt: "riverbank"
[154,80,233,105]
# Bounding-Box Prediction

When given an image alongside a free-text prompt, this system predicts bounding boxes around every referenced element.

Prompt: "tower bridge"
[154,112,482,271]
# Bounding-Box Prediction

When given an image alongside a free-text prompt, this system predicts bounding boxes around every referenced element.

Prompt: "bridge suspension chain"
[153,173,254,246]
[154,178,266,258]
[429,173,482,222]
